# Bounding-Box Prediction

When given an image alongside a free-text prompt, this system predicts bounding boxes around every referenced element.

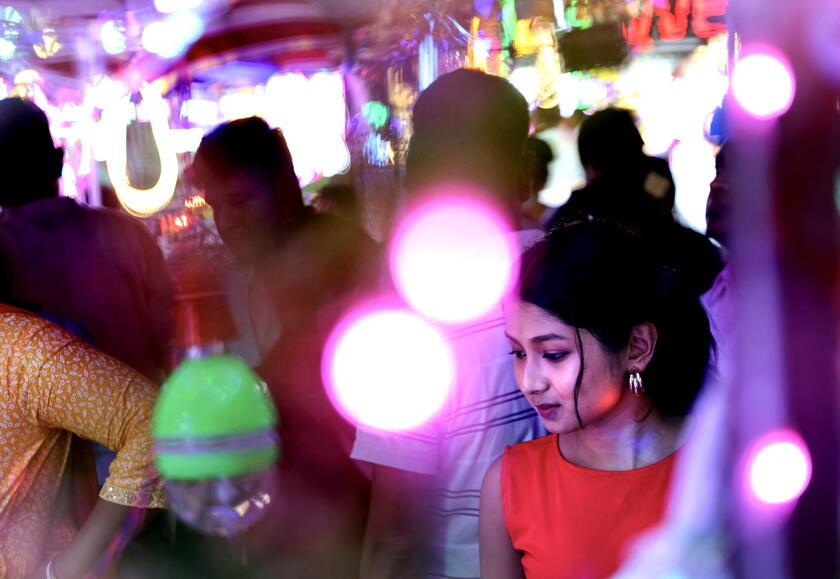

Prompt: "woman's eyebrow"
[530,333,569,344]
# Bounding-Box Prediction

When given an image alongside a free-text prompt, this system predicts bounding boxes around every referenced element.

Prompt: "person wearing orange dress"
[480,221,713,579]
[0,304,165,578]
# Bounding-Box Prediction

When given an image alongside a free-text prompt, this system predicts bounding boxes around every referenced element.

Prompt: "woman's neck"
[558,403,685,471]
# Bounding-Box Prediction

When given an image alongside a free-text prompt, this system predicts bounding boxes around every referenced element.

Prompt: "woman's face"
[504,299,628,434]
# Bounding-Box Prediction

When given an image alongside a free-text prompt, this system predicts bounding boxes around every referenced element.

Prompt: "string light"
[185,194,206,209]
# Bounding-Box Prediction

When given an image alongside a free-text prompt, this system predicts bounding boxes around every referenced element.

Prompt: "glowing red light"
[322,308,454,432]
[625,0,727,46]
[173,214,190,230]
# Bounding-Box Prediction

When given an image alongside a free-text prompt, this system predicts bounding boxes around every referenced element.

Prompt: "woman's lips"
[535,403,560,418]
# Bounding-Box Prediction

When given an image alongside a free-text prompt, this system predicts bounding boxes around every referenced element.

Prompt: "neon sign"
[563,1,727,47]
[625,0,728,46]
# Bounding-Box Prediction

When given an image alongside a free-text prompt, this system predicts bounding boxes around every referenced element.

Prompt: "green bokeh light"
[362,100,389,130]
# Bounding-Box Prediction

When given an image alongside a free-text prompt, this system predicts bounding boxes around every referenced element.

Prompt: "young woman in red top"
[480,221,713,579]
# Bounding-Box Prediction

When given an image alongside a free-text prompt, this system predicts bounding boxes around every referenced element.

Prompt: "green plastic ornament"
[155,253,281,536]
[152,354,279,480]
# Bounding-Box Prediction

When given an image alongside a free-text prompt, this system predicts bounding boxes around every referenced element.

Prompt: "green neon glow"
[362,101,389,130]
[500,0,517,50]
[565,0,593,30]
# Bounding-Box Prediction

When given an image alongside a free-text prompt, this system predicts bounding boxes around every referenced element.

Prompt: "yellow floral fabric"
[0,305,165,578]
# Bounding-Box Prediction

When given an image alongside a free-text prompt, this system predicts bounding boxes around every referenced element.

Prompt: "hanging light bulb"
[101,84,179,217]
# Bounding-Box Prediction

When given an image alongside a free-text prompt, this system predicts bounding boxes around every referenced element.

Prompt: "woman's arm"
[29,500,134,579]
[480,457,526,579]
[18,318,165,577]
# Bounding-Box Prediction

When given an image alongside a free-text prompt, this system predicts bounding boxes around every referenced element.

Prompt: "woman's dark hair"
[518,220,712,424]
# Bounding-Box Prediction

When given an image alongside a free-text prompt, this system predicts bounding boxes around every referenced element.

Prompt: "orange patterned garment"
[0,305,165,578]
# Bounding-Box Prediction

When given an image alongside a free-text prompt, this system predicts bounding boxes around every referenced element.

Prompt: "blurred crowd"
[0,65,737,579]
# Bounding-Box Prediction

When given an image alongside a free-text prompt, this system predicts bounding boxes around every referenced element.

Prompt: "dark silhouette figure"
[706,142,730,250]
[315,182,362,225]
[546,107,722,295]
[191,116,379,578]
[0,97,173,381]
[522,135,555,229]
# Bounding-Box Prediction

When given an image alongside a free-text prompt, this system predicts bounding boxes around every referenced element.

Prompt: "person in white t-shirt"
[351,68,547,579]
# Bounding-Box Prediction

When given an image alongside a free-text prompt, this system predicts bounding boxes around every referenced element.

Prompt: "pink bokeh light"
[322,307,454,432]
[389,193,518,324]
[732,46,796,120]
[745,429,812,506]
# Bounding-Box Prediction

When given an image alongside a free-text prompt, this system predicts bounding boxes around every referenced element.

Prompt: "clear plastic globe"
[164,468,275,536]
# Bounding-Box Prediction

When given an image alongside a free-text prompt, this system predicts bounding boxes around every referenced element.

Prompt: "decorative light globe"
[152,354,279,536]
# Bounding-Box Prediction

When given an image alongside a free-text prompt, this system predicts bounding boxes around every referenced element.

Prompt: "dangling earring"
[628,368,644,397]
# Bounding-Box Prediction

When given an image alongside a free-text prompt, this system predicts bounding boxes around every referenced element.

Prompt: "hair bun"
[655,265,682,293]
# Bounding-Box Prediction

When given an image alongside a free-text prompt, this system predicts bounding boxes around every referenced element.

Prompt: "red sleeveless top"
[501,434,677,579]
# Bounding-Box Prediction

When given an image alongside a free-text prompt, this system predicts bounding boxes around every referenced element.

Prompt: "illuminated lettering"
[622,0,728,46]
[691,0,728,39]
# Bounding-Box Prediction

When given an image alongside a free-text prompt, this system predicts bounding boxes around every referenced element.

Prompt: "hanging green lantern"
[152,353,280,537]
[153,354,278,480]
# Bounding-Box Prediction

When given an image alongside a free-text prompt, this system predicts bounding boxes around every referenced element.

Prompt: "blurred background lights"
[101,84,178,216]
[747,429,812,505]
[141,21,175,57]
[14,69,40,85]
[85,75,128,110]
[155,0,205,13]
[263,71,349,184]
[168,127,205,153]
[0,37,13,60]
[219,92,265,122]
[361,101,389,130]
[390,195,518,323]
[101,20,127,55]
[324,309,454,432]
[318,136,351,177]
[1,6,21,39]
[732,47,796,119]
[181,98,220,126]
[33,28,61,58]
[141,12,204,58]
[508,65,540,106]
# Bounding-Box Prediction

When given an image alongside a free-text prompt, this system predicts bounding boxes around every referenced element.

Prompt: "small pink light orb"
[390,192,517,323]
[746,429,812,505]
[732,47,796,120]
[323,308,454,432]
